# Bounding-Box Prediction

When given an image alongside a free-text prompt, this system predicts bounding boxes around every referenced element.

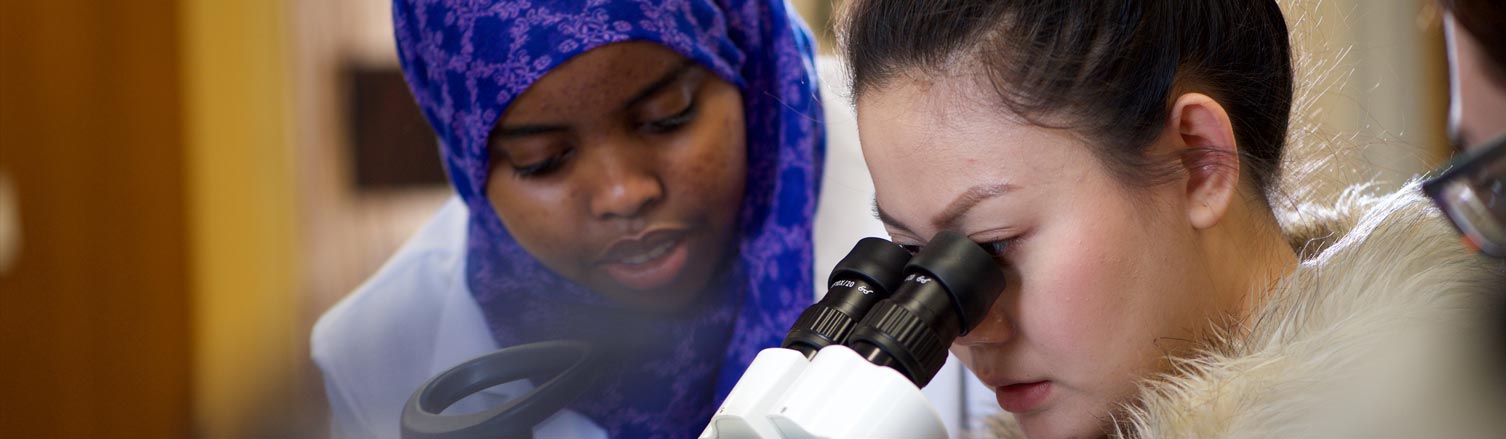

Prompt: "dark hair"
[1441,0,1506,84]
[841,0,1294,199]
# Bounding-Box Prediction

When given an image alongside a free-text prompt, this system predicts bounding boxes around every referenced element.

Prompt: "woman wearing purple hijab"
[311,0,823,437]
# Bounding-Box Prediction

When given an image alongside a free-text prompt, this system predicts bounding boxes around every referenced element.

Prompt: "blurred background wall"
[0,0,1452,437]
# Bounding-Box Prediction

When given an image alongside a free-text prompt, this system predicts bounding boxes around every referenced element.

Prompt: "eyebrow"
[492,60,697,141]
[872,183,1017,233]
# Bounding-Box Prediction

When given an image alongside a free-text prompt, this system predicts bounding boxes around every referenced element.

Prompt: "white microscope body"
[699,345,946,439]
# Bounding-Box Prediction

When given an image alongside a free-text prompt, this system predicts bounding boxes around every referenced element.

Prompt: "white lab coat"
[312,198,607,438]
[311,57,996,439]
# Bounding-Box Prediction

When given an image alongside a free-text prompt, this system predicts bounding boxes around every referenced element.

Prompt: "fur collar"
[987,184,1505,438]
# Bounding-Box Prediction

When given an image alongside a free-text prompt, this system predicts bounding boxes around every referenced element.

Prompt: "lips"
[995,380,1051,413]
[598,228,691,290]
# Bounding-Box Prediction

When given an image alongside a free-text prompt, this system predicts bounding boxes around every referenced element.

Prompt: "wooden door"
[0,1,192,437]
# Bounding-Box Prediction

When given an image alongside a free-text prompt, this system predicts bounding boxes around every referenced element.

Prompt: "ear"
[1169,93,1240,230]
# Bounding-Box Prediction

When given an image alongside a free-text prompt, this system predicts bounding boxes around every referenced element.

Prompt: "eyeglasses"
[1423,133,1506,258]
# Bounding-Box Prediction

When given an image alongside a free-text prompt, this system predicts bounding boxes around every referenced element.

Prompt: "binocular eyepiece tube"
[781,237,913,358]
[705,232,1008,439]
[782,231,1008,388]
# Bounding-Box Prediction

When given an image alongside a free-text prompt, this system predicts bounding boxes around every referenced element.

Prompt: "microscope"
[400,232,1006,439]
[700,232,1006,438]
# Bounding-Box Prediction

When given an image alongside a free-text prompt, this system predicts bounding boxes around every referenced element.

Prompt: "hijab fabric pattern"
[392,0,823,437]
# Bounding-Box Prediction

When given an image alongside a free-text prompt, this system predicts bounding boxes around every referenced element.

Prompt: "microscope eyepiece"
[904,232,1010,336]
[781,238,912,358]
[844,231,1007,387]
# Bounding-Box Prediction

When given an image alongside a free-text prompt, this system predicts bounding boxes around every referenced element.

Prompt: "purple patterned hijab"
[392,0,823,437]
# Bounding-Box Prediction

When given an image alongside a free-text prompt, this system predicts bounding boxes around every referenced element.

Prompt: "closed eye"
[512,148,575,178]
[642,102,697,134]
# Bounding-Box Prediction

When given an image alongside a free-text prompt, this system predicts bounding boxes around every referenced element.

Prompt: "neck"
[1208,197,1299,327]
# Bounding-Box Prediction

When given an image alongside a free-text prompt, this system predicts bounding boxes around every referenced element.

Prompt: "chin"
[605,283,703,314]
[1016,408,1109,439]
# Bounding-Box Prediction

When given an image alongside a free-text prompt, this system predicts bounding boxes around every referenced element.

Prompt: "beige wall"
[1281,0,1450,204]
[180,0,319,436]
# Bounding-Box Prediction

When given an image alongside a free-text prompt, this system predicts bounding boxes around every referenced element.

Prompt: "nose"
[587,150,663,220]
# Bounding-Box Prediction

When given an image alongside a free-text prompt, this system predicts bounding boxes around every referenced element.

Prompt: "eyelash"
[512,148,575,178]
[643,102,697,134]
[900,238,1015,259]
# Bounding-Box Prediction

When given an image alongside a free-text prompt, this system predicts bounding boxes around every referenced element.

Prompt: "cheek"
[485,178,589,268]
[1016,190,1196,390]
[672,92,747,221]
[1016,227,1129,364]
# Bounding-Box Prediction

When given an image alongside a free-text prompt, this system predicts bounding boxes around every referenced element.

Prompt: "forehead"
[503,42,688,121]
[855,73,1085,191]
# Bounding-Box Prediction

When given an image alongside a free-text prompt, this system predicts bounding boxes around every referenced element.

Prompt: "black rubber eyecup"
[401,340,597,439]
